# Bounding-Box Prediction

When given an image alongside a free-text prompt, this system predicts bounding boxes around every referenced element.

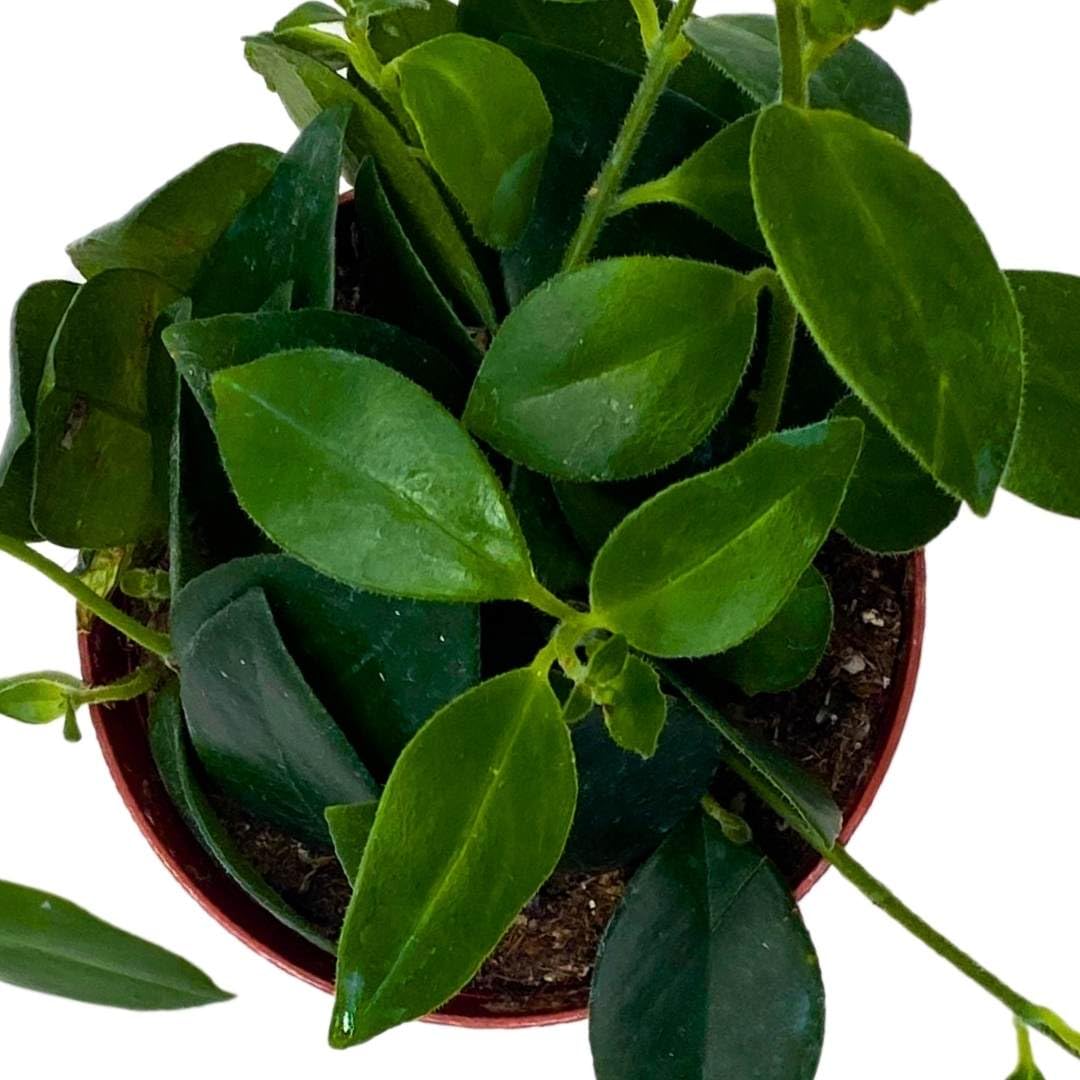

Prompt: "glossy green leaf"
[149,683,334,953]
[590,814,824,1080]
[617,113,765,251]
[245,35,496,327]
[0,281,78,540]
[833,395,960,552]
[591,419,863,658]
[709,568,833,695]
[466,257,758,481]
[388,34,552,248]
[172,554,478,779]
[32,270,179,548]
[162,305,466,419]
[370,0,455,60]
[1003,271,1080,518]
[602,656,667,759]
[752,105,1023,515]
[0,879,232,1009]
[180,587,379,846]
[0,672,81,725]
[191,108,346,318]
[67,146,281,291]
[275,2,345,31]
[213,348,534,603]
[325,802,379,884]
[685,13,911,140]
[330,668,576,1046]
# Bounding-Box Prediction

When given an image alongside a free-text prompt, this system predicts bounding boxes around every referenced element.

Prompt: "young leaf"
[0,672,81,725]
[752,104,1023,516]
[349,0,428,18]
[180,587,380,846]
[67,145,280,291]
[802,0,938,50]
[602,656,668,759]
[590,419,864,658]
[0,281,78,541]
[369,0,455,61]
[149,683,334,953]
[172,554,478,779]
[590,815,825,1080]
[275,2,345,31]
[1003,271,1080,519]
[325,802,379,885]
[0,879,232,1009]
[329,668,576,1047]
[708,567,834,696]
[587,634,630,686]
[684,13,911,141]
[33,270,179,549]
[212,348,535,603]
[465,257,759,481]
[191,107,346,317]
[833,395,960,552]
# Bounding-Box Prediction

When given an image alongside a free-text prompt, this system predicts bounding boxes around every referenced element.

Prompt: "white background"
[2,1,1079,1076]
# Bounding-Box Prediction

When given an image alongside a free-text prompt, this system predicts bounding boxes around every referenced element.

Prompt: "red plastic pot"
[82,553,925,1029]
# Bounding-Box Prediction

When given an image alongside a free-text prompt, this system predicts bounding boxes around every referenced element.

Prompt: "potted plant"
[1,0,1078,1075]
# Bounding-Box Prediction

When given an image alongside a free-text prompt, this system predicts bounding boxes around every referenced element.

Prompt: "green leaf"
[149,682,334,953]
[32,270,179,548]
[752,104,1023,516]
[590,419,863,658]
[387,34,552,249]
[370,0,455,61]
[325,802,379,884]
[172,554,478,779]
[587,633,629,686]
[275,2,345,31]
[245,35,496,328]
[162,305,467,419]
[212,348,535,603]
[179,587,380,846]
[329,667,576,1046]
[684,13,911,141]
[67,145,280,291]
[191,108,346,318]
[590,814,824,1080]
[1003,272,1080,519]
[508,466,590,596]
[465,257,758,481]
[0,281,78,540]
[349,0,428,18]
[0,878,232,1009]
[617,113,765,251]
[802,0,938,49]
[709,567,833,695]
[0,672,81,725]
[602,656,667,759]
[833,395,960,552]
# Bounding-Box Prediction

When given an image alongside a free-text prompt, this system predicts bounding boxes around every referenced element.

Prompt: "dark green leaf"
[0,672,81,725]
[67,146,280,291]
[1003,271,1080,518]
[33,270,179,548]
[179,587,379,846]
[602,656,667,759]
[325,802,379,884]
[0,281,78,540]
[508,466,590,596]
[245,35,496,327]
[833,395,960,552]
[172,554,478,779]
[591,419,863,658]
[0,878,232,1009]
[330,668,576,1046]
[590,814,824,1080]
[149,683,334,953]
[685,13,911,140]
[466,257,758,480]
[388,34,553,248]
[708,568,833,695]
[275,2,345,31]
[752,104,1023,515]
[213,348,535,603]
[370,0,455,61]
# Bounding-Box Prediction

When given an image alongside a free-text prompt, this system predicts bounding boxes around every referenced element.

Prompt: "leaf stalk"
[775,0,810,106]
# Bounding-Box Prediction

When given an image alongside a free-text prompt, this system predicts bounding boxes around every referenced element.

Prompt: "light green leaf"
[802,0,938,49]
[833,395,960,552]
[212,348,535,603]
[0,879,232,1009]
[67,145,280,291]
[349,0,428,18]
[275,2,345,31]
[329,668,576,1046]
[465,257,758,481]
[590,815,824,1080]
[602,656,668,759]
[325,802,379,884]
[387,34,552,249]
[1003,271,1080,519]
[0,672,81,725]
[590,419,863,658]
[752,105,1022,515]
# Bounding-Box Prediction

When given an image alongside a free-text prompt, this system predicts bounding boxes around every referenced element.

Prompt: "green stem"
[561,0,698,271]
[775,0,809,106]
[700,793,753,845]
[73,664,165,708]
[521,578,585,624]
[754,272,799,438]
[628,0,662,51]
[0,535,172,660]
